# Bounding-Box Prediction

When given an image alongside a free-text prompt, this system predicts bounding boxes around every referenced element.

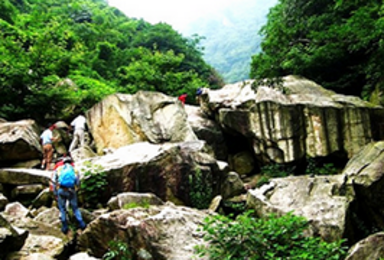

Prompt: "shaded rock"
[107,192,164,210]
[185,105,228,160]
[31,188,53,209]
[0,120,42,167]
[221,172,245,199]
[246,175,354,242]
[7,253,55,260]
[11,184,45,205]
[77,141,223,207]
[0,192,8,211]
[0,214,28,259]
[0,168,51,186]
[345,232,384,260]
[342,141,384,240]
[86,91,198,154]
[200,75,382,164]
[2,215,69,259]
[228,151,255,176]
[77,203,210,260]
[10,159,41,169]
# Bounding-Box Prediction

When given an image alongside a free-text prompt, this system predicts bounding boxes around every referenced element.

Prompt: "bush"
[195,210,348,260]
[256,163,294,187]
[79,162,108,209]
[103,239,132,260]
[306,157,339,176]
[189,167,213,209]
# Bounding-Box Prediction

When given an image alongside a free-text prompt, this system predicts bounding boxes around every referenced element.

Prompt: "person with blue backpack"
[53,156,86,235]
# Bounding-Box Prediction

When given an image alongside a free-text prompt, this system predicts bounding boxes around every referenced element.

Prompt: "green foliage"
[103,239,132,260]
[122,200,150,210]
[79,162,108,209]
[256,163,294,186]
[195,210,348,260]
[189,167,213,209]
[250,0,384,101]
[0,0,220,123]
[305,158,339,176]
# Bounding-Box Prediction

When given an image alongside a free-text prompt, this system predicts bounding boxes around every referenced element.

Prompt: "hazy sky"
[108,0,237,31]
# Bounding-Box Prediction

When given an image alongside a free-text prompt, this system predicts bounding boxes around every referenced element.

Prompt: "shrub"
[79,162,108,209]
[103,239,132,260]
[256,163,294,187]
[306,157,339,176]
[195,210,348,260]
[189,167,213,209]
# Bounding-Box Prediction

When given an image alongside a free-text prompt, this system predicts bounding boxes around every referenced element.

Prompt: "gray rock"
[345,232,384,260]
[200,75,382,164]
[107,192,164,210]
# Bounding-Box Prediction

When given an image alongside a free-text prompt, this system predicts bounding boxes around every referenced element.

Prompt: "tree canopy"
[0,0,223,123]
[250,0,384,101]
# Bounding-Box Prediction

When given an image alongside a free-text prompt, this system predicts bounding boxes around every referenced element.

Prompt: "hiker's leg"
[69,131,79,152]
[69,190,86,230]
[57,189,69,234]
[42,145,49,169]
[78,129,85,147]
[46,144,53,170]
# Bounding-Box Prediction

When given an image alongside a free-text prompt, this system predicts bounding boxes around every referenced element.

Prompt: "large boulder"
[0,169,51,186]
[0,203,69,260]
[77,141,223,207]
[86,91,198,154]
[0,213,28,259]
[246,175,354,242]
[184,105,228,160]
[199,75,383,164]
[342,141,384,239]
[77,203,210,260]
[345,232,384,260]
[0,120,42,167]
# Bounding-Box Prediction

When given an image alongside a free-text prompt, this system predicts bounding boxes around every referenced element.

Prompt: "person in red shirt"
[178,93,187,105]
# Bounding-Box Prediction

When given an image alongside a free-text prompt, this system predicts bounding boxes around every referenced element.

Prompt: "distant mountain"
[180,0,278,83]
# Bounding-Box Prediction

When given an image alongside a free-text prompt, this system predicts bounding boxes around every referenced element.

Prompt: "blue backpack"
[58,164,77,188]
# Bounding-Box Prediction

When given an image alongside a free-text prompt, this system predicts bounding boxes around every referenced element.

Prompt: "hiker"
[53,156,86,235]
[196,87,203,104]
[68,114,87,152]
[178,93,188,105]
[40,124,58,170]
[53,154,74,171]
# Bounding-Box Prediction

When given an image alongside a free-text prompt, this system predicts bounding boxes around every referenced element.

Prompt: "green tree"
[250,0,384,100]
[0,0,221,124]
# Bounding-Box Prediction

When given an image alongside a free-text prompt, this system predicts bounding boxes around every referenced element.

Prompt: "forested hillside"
[0,0,223,124]
[182,0,278,83]
[251,0,384,102]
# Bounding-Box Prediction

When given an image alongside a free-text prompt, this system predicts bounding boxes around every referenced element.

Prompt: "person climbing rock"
[178,93,188,105]
[40,124,58,170]
[53,156,86,236]
[68,114,87,152]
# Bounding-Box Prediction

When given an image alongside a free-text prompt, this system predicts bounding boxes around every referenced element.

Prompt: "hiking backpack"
[58,163,77,188]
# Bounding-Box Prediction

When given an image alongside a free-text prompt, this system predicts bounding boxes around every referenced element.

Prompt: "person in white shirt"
[40,124,57,170]
[68,115,87,152]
